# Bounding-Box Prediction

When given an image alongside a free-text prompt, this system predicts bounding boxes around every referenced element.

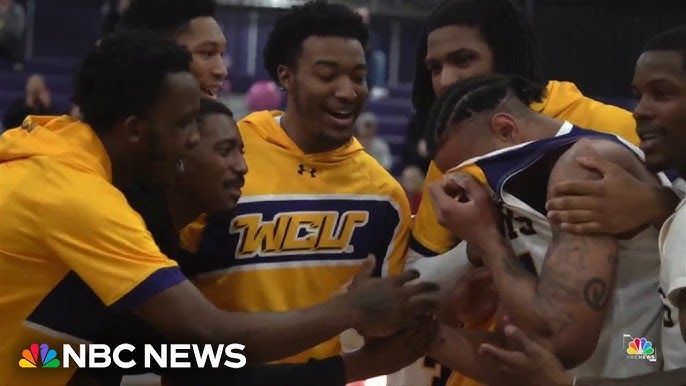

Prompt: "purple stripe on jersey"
[112,266,187,310]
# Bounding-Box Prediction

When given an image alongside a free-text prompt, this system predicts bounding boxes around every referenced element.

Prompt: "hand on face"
[428,173,502,249]
[341,255,440,338]
[546,156,655,236]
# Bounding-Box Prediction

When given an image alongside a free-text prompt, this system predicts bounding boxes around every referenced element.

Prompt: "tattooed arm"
[478,139,659,368]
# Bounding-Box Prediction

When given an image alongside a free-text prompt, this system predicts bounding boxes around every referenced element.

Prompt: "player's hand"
[546,156,669,236]
[478,324,574,386]
[428,173,502,248]
[441,266,498,327]
[343,315,439,382]
[343,255,440,338]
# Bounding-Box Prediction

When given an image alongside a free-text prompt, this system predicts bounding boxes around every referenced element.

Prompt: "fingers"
[428,179,461,219]
[478,343,528,368]
[391,269,421,286]
[352,254,377,282]
[576,156,621,176]
[502,324,539,353]
[546,195,599,212]
[452,173,490,203]
[550,180,603,197]
[558,221,602,234]
[547,208,597,223]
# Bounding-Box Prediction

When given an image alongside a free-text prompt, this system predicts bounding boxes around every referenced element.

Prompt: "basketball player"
[0,32,435,386]
[473,26,686,385]
[392,1,648,385]
[117,0,227,99]
[178,0,418,365]
[418,74,665,385]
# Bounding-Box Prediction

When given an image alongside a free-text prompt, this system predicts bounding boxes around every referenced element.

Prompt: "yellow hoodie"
[408,82,638,386]
[0,116,182,386]
[180,110,412,363]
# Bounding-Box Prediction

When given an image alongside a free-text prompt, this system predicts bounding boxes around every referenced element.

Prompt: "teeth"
[176,158,185,173]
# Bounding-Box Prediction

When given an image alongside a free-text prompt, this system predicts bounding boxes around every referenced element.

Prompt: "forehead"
[154,72,200,113]
[426,25,489,60]
[297,36,365,66]
[634,51,686,84]
[199,113,238,140]
[177,16,227,47]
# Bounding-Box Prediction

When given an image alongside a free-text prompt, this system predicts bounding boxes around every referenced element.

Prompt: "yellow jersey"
[403,81,640,386]
[179,111,412,363]
[0,116,183,386]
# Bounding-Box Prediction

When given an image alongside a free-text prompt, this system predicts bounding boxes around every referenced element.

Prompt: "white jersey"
[659,198,686,370]
[446,122,664,378]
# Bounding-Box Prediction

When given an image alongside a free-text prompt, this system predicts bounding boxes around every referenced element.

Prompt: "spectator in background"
[245,80,282,112]
[399,165,424,215]
[0,0,25,71]
[355,6,388,100]
[2,74,57,129]
[356,112,392,170]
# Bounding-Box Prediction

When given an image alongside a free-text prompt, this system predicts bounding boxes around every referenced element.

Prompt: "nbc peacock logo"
[624,336,657,362]
[19,343,61,368]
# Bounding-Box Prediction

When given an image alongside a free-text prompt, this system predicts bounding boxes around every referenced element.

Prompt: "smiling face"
[632,50,686,174]
[278,35,368,152]
[176,16,228,98]
[175,112,247,212]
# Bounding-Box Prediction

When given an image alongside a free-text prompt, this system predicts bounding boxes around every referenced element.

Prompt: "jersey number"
[423,357,452,386]
[659,287,676,328]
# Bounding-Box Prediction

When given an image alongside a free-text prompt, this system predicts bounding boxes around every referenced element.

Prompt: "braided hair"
[425,74,545,155]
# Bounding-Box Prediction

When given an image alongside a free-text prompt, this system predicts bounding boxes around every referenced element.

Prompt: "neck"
[165,188,203,231]
[520,114,566,142]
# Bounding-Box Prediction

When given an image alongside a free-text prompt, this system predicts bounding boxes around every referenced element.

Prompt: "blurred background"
[0,0,684,181]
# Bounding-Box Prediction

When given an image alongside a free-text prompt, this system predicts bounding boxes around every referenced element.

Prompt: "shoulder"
[555,138,652,184]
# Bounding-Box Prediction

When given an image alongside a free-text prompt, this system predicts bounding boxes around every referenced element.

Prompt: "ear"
[277,64,293,93]
[123,116,145,145]
[489,113,519,143]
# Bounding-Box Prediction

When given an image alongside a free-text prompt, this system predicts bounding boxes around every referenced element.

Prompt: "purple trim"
[112,267,187,310]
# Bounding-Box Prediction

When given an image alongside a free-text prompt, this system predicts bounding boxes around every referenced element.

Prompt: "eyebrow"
[313,60,366,70]
[425,48,478,67]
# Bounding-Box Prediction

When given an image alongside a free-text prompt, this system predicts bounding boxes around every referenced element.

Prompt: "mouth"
[323,108,356,128]
[637,127,665,153]
[222,179,244,197]
[200,84,222,99]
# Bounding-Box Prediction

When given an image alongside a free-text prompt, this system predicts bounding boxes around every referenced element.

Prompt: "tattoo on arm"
[583,278,610,311]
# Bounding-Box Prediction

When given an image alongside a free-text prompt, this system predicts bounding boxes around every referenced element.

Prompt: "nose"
[232,153,248,176]
[333,78,359,101]
[437,65,463,96]
[632,96,653,123]
[211,55,228,80]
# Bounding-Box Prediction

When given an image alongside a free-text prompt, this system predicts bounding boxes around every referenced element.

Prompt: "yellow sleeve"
[42,173,184,308]
[411,161,461,255]
[383,177,413,276]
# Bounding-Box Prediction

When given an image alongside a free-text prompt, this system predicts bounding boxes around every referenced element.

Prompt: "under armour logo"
[297,164,316,178]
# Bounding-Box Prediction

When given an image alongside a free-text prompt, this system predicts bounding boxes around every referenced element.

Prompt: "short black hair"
[413,0,544,134]
[74,30,192,132]
[642,25,686,70]
[263,0,368,83]
[199,97,234,119]
[426,74,545,154]
[117,0,217,38]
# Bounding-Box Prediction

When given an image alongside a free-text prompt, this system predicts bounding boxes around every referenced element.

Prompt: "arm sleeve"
[42,174,186,309]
